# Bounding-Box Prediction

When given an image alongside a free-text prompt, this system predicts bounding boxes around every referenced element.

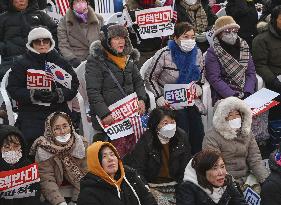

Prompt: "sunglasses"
[222,28,239,34]
[32,38,50,45]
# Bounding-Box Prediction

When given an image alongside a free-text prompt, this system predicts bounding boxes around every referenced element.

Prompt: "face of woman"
[52,116,71,137]
[101,146,119,178]
[1,135,21,153]
[225,110,241,121]
[157,116,176,130]
[175,29,196,41]
[110,36,126,53]
[32,38,51,54]
[206,157,227,187]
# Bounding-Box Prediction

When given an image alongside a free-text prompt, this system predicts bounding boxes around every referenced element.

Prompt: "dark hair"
[173,22,195,38]
[50,112,73,132]
[192,149,227,192]
[148,107,176,135]
[98,145,119,165]
[271,5,281,28]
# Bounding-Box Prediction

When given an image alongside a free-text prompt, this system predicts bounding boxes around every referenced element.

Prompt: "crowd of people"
[1,0,281,204]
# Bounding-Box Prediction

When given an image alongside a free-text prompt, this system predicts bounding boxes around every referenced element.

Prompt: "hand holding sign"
[138,100,146,115]
[102,114,114,126]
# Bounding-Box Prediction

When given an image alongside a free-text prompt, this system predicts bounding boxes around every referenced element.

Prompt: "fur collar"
[65,6,100,25]
[89,40,140,62]
[212,97,252,140]
[257,21,268,34]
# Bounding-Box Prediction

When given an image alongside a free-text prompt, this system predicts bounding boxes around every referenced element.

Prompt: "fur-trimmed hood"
[212,97,252,140]
[257,21,269,34]
[89,40,140,62]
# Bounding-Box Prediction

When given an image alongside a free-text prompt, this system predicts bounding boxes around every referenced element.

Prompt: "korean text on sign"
[27,69,52,90]
[97,92,139,140]
[0,163,40,199]
[135,6,175,39]
[164,83,197,110]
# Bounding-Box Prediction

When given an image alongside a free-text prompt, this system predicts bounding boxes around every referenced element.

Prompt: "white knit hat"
[213,16,240,36]
[26,27,55,54]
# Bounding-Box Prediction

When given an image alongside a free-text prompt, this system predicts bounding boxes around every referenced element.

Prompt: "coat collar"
[212,97,252,140]
[89,40,140,62]
[65,6,99,25]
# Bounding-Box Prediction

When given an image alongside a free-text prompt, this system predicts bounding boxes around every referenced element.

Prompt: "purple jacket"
[205,47,256,105]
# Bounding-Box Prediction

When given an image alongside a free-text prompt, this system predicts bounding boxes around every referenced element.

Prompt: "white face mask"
[158,124,176,144]
[179,39,196,52]
[55,133,71,143]
[221,32,238,45]
[2,150,22,164]
[185,0,197,5]
[228,118,241,129]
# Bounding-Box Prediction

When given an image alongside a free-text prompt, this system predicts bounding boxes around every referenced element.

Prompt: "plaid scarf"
[30,112,87,188]
[213,37,250,91]
[180,1,208,33]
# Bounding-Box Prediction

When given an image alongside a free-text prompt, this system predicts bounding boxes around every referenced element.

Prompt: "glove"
[272,78,281,92]
[242,92,251,99]
[156,96,169,107]
[58,202,68,205]
[69,58,81,68]
[33,89,51,101]
[34,90,59,103]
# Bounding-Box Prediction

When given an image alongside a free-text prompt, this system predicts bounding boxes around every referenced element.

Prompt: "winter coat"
[252,22,281,89]
[123,128,191,183]
[7,49,79,115]
[202,97,269,185]
[176,159,247,205]
[205,45,256,105]
[0,0,57,61]
[85,41,147,130]
[78,141,157,205]
[58,7,104,63]
[35,134,88,205]
[259,0,281,22]
[0,125,41,205]
[260,151,281,205]
[144,46,203,100]
[176,0,217,31]
[226,0,258,45]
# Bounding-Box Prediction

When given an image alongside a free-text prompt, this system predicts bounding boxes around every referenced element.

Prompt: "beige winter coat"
[58,6,103,62]
[36,136,88,205]
[202,97,269,185]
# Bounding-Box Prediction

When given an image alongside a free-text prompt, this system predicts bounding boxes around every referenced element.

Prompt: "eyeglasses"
[222,28,239,34]
[32,38,50,45]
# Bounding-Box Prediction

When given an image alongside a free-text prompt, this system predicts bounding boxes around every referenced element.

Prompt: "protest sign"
[97,92,139,140]
[135,6,175,39]
[251,100,279,116]
[243,187,261,205]
[27,69,52,90]
[164,83,196,110]
[0,163,40,199]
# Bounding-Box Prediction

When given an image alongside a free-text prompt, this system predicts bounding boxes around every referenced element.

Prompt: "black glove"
[242,92,251,99]
[272,78,281,92]
[33,90,59,103]
[33,90,51,101]
[69,58,81,68]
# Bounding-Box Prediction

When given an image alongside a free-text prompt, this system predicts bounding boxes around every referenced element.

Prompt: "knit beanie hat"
[213,16,240,36]
[26,27,55,54]
[100,23,133,56]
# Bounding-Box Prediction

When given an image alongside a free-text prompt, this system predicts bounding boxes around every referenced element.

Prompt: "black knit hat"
[100,23,133,56]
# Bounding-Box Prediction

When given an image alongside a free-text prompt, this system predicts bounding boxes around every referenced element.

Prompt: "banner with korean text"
[164,83,196,110]
[0,163,40,199]
[97,93,139,140]
[135,6,175,39]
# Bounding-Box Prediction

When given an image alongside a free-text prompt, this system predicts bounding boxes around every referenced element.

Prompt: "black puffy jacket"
[0,0,57,61]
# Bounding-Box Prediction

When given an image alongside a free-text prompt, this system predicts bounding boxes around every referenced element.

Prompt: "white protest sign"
[243,187,261,205]
[164,83,196,110]
[135,6,174,39]
[0,163,40,199]
[244,88,279,109]
[97,92,139,140]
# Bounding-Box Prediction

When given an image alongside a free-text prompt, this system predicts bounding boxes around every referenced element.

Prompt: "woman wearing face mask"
[145,22,205,155]
[30,112,88,205]
[58,0,103,68]
[77,141,157,205]
[202,97,269,192]
[176,149,247,205]
[85,24,147,158]
[205,16,256,106]
[0,125,41,205]
[124,107,192,204]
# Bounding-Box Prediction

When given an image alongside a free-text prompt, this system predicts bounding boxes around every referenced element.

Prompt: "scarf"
[213,37,250,91]
[30,112,86,188]
[180,0,208,33]
[106,50,128,70]
[73,9,88,23]
[168,40,200,84]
